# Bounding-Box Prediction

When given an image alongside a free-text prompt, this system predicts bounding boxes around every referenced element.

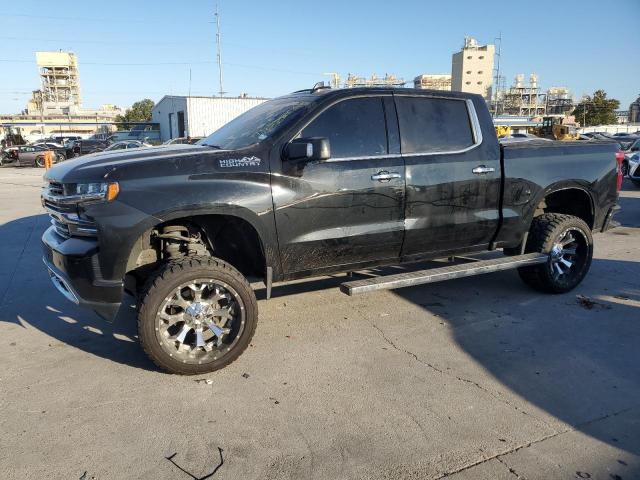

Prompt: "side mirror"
[285,137,330,161]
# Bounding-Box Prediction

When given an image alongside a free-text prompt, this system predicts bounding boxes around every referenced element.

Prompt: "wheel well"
[124,214,266,295]
[535,188,594,229]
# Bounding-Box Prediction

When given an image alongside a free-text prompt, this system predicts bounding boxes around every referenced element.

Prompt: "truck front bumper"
[42,226,123,321]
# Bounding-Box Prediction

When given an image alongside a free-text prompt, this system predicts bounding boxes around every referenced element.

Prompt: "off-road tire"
[518,213,593,293]
[138,255,257,374]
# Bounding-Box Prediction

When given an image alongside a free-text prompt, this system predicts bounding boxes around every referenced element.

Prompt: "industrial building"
[1,51,124,142]
[343,74,405,88]
[152,95,267,142]
[546,87,574,115]
[501,74,547,117]
[630,96,640,123]
[413,74,451,91]
[29,51,81,113]
[451,37,494,101]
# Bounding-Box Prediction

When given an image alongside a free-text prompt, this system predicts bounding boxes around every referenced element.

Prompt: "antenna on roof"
[214,2,226,97]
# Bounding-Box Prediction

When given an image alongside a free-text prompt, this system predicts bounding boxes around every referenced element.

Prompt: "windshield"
[199,96,313,150]
[629,139,640,151]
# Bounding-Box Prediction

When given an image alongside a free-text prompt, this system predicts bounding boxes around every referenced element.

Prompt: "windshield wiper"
[203,144,223,149]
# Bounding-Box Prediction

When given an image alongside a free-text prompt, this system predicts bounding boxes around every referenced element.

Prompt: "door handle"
[371,171,401,182]
[472,165,495,175]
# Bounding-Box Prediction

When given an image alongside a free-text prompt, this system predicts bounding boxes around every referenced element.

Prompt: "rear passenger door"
[396,94,501,258]
[273,95,405,275]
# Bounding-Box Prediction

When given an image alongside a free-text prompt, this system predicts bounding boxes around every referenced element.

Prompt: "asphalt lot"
[0,167,639,480]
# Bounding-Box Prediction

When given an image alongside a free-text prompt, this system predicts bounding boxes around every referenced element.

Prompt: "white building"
[152,96,268,142]
[451,37,495,101]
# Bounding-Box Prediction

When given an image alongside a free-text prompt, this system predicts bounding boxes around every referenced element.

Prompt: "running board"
[340,253,548,296]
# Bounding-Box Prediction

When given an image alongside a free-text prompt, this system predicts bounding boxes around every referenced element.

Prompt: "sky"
[0,0,638,114]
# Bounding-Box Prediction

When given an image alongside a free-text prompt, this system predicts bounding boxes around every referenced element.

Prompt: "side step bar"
[340,253,548,296]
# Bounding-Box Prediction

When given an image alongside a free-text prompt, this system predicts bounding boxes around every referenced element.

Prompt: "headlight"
[65,182,119,202]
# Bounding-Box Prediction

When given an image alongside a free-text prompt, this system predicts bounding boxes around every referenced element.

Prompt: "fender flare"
[526,181,595,230]
[125,203,282,280]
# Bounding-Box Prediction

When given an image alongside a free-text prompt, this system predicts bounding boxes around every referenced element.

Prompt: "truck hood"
[44,144,235,183]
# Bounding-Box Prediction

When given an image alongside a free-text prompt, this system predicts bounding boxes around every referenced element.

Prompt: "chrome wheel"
[155,278,245,364]
[549,228,587,283]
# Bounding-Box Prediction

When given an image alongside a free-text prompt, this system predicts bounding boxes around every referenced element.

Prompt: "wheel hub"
[185,302,210,326]
[155,279,244,363]
[550,243,563,261]
[548,229,584,282]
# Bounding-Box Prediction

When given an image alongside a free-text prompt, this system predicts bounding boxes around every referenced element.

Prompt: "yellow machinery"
[495,125,511,138]
[533,116,580,141]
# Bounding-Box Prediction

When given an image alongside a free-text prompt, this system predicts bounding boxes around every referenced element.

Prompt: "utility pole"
[214,2,225,97]
[492,32,502,117]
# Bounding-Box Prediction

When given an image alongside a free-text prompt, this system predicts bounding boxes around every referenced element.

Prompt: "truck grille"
[51,216,71,239]
[48,181,65,196]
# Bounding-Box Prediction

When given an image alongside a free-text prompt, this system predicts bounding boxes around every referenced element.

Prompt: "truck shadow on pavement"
[1,211,639,471]
[0,214,156,371]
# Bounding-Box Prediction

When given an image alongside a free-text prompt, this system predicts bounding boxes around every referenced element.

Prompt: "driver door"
[272,95,406,276]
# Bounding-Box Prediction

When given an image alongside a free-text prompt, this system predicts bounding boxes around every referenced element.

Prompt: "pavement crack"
[372,323,446,375]
[371,323,548,425]
[436,404,640,479]
[496,456,526,479]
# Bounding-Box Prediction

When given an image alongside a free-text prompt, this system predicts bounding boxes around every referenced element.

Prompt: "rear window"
[396,97,475,154]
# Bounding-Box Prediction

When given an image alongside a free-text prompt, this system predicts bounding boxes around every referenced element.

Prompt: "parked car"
[103,140,153,152]
[608,133,640,150]
[498,133,551,143]
[163,136,204,145]
[14,144,65,167]
[582,132,610,140]
[73,139,108,156]
[42,87,622,374]
[46,135,83,145]
[1,146,20,165]
[32,141,73,159]
[625,153,640,187]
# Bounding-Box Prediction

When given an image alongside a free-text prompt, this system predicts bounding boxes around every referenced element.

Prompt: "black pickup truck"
[41,87,622,374]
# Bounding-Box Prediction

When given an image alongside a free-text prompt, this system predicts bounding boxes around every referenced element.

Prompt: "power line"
[0,58,321,75]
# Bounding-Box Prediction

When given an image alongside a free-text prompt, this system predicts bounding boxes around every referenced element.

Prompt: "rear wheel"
[35,156,45,168]
[56,153,65,163]
[138,256,257,374]
[518,213,593,293]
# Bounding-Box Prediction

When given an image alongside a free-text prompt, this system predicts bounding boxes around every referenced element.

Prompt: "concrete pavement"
[0,167,638,479]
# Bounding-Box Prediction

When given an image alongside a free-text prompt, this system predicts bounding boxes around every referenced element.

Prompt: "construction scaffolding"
[35,51,81,106]
[413,74,451,91]
[502,74,547,116]
[546,87,574,115]
[343,73,405,88]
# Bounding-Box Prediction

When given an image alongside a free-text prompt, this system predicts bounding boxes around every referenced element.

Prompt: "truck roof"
[286,86,482,103]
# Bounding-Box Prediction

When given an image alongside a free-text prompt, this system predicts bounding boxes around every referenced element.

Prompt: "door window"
[396,97,475,154]
[300,97,387,158]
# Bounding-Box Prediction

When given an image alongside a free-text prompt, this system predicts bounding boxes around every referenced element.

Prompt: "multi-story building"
[1,51,124,142]
[630,96,640,123]
[413,74,451,91]
[451,37,495,101]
